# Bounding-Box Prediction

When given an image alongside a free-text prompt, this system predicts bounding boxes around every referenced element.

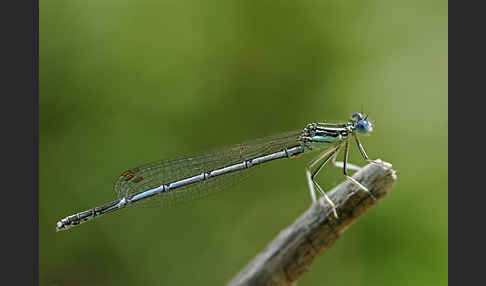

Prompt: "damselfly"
[56,112,382,231]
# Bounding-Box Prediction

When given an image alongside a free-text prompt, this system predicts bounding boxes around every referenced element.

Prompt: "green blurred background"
[40,0,447,285]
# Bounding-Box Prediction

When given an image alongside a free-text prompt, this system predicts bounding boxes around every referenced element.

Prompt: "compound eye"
[356,120,372,134]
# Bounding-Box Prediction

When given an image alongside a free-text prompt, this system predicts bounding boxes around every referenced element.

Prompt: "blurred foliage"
[40,0,447,285]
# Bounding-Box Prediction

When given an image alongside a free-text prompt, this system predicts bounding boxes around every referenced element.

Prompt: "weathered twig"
[228,160,397,286]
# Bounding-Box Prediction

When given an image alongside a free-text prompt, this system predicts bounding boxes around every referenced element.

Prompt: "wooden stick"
[228,160,397,286]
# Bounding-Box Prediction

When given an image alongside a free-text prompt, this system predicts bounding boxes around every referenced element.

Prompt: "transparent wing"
[113,130,302,207]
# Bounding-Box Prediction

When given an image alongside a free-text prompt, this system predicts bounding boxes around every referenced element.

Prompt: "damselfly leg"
[353,134,389,169]
[341,140,376,199]
[306,146,340,218]
[307,137,380,218]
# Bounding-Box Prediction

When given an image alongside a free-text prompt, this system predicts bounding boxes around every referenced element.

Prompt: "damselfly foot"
[313,181,339,218]
[319,197,338,218]
[346,175,376,200]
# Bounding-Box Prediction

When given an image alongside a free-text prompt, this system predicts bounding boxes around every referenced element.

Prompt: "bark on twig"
[228,160,397,286]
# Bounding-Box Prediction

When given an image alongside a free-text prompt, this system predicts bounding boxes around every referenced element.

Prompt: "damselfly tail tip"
[56,220,67,232]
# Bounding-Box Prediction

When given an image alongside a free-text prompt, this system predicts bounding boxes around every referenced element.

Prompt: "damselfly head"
[356,119,373,134]
[350,112,373,134]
